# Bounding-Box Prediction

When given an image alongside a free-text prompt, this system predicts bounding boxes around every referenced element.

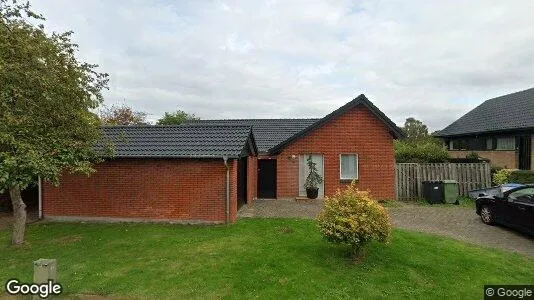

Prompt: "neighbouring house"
[435,88,534,170]
[42,94,403,223]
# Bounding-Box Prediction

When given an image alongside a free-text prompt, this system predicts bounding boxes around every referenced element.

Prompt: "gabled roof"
[96,124,256,159]
[186,94,403,154]
[185,118,320,153]
[436,87,534,137]
[269,94,405,153]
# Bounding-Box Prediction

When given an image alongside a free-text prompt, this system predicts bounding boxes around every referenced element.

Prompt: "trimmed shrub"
[395,140,450,163]
[493,169,515,185]
[509,170,534,184]
[491,166,504,185]
[317,183,391,258]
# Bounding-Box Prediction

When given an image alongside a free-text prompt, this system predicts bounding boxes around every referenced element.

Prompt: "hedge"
[509,170,534,184]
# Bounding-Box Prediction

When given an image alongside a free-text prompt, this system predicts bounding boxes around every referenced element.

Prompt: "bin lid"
[442,180,457,184]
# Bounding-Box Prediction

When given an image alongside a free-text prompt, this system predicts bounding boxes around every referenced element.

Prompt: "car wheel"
[480,205,494,225]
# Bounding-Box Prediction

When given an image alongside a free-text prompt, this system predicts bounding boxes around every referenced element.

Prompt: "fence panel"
[396,162,491,200]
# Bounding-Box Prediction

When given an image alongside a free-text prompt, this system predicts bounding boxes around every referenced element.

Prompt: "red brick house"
[42,94,403,223]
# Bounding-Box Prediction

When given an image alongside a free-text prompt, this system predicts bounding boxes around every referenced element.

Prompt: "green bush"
[509,170,534,184]
[395,139,450,163]
[492,169,534,185]
[317,183,391,258]
[493,169,515,185]
[466,152,480,160]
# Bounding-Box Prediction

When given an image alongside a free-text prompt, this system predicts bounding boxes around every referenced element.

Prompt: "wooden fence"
[395,163,491,200]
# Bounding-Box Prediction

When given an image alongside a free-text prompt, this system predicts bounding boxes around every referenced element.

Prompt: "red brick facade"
[42,102,398,222]
[43,158,239,223]
[449,150,518,169]
[276,106,396,200]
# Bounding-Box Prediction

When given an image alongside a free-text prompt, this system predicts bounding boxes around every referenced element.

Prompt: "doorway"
[257,159,277,198]
[518,135,532,170]
[299,154,325,198]
[237,157,248,209]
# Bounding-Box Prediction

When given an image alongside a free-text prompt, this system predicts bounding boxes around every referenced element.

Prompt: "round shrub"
[493,168,515,185]
[317,183,391,258]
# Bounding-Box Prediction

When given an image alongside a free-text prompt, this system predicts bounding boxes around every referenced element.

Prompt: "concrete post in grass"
[33,258,57,299]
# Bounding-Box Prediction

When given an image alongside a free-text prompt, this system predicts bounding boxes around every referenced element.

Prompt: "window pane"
[341,154,357,179]
[496,137,515,150]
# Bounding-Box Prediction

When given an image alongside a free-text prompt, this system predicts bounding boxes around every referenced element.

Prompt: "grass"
[413,196,475,208]
[1,219,533,299]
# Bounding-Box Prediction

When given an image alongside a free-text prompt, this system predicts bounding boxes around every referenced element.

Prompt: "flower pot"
[306,187,319,199]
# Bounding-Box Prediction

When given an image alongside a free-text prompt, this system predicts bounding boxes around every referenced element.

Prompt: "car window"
[508,188,534,204]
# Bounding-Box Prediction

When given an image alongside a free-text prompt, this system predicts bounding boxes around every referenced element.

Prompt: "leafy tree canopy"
[402,117,430,142]
[156,110,199,125]
[99,103,149,125]
[0,0,108,244]
[395,118,449,163]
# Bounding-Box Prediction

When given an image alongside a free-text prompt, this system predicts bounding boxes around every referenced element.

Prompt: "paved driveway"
[239,199,534,257]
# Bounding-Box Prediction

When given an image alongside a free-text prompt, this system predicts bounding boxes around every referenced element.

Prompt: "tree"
[156,110,199,125]
[403,117,430,142]
[99,104,148,125]
[395,118,449,163]
[0,0,108,244]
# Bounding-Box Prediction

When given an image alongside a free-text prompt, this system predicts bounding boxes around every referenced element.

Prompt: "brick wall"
[43,158,239,223]
[277,106,396,200]
[247,156,257,203]
[449,150,517,169]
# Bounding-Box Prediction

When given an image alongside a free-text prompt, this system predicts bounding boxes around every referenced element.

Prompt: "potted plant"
[304,155,323,199]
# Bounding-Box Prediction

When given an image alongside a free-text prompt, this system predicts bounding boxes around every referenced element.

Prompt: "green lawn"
[1,219,533,299]
[414,196,476,208]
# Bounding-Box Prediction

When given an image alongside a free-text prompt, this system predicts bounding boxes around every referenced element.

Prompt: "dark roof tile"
[96,124,255,158]
[436,88,534,137]
[185,118,320,153]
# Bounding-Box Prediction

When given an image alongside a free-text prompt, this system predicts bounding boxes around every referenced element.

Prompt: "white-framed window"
[340,154,358,180]
[496,137,515,150]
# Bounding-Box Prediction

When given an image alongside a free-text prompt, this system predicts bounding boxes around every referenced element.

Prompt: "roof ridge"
[102,124,252,128]
[484,86,534,103]
[436,87,534,137]
[187,118,321,121]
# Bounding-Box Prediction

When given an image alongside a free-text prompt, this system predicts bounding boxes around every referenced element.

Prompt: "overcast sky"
[32,0,534,130]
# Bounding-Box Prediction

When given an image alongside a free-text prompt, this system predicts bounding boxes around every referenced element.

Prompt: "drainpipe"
[223,155,230,224]
[38,176,42,219]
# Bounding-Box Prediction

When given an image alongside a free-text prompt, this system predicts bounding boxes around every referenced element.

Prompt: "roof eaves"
[434,126,534,138]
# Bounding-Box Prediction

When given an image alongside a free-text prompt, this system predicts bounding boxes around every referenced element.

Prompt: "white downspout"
[223,156,230,224]
[38,176,42,219]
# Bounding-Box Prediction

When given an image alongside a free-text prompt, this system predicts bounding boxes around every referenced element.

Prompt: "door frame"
[518,135,532,170]
[298,154,325,198]
[257,159,277,199]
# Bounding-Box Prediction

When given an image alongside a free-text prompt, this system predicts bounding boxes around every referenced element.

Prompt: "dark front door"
[258,159,276,198]
[518,135,532,170]
[237,157,248,208]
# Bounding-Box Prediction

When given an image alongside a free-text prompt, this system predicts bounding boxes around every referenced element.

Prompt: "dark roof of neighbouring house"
[185,118,320,153]
[435,87,534,137]
[186,94,404,154]
[96,124,257,158]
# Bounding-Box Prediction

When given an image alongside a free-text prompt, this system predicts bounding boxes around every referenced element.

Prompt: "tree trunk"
[9,185,26,245]
[351,245,364,259]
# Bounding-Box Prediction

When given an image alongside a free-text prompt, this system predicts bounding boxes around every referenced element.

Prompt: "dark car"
[475,185,534,235]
